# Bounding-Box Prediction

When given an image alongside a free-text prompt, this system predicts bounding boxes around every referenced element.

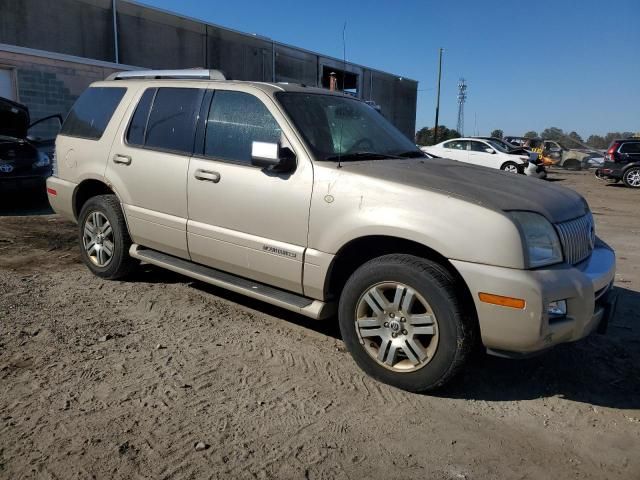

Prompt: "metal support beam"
[112,0,119,64]
[433,48,443,144]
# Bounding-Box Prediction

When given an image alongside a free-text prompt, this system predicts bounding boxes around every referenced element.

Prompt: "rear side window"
[204,91,282,164]
[144,88,203,154]
[444,140,467,150]
[620,142,640,154]
[61,87,126,140]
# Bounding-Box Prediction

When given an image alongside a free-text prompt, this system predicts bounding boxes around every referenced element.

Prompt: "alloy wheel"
[355,282,439,372]
[82,211,114,267]
[626,169,640,187]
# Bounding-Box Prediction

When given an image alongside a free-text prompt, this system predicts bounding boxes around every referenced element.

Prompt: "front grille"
[555,213,595,265]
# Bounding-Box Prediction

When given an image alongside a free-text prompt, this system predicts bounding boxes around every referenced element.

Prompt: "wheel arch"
[324,235,478,325]
[73,178,119,220]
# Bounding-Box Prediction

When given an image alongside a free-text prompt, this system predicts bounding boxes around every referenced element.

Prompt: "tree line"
[416,125,638,149]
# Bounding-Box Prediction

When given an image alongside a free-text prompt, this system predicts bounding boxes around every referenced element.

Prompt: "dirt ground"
[1,170,639,479]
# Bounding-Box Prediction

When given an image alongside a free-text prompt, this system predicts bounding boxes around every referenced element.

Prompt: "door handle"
[113,154,132,165]
[194,169,221,183]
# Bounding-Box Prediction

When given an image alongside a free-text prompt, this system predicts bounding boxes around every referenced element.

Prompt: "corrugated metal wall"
[0,0,418,137]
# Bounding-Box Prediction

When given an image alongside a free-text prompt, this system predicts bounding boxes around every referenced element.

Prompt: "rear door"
[105,86,204,259]
[186,88,313,294]
[440,140,469,162]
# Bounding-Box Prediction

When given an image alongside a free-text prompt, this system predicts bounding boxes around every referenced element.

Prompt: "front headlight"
[509,211,563,268]
[34,151,51,168]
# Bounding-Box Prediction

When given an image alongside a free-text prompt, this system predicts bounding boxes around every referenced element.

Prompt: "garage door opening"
[321,66,359,97]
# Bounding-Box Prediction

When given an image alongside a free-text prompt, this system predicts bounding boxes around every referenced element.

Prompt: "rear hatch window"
[61,87,126,140]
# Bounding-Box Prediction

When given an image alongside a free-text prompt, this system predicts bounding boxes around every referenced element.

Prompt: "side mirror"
[251,141,295,172]
[484,148,495,154]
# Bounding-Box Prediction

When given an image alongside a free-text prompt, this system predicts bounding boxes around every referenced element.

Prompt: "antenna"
[337,21,347,169]
[456,78,467,136]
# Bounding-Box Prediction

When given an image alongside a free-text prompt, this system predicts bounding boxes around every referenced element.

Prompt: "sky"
[136,0,638,138]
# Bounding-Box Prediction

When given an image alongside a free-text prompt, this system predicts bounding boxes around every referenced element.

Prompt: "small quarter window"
[61,87,126,140]
[204,91,282,164]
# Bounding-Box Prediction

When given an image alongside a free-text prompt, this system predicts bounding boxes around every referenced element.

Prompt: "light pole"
[433,48,443,144]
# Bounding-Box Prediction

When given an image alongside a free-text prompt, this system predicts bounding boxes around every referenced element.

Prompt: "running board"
[129,245,334,320]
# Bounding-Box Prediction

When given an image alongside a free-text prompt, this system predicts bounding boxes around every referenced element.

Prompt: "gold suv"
[47,70,617,392]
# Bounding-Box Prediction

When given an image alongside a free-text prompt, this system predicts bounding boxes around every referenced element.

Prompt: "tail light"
[606,142,620,162]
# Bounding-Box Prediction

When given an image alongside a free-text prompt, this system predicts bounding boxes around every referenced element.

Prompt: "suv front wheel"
[338,254,475,392]
[78,194,137,279]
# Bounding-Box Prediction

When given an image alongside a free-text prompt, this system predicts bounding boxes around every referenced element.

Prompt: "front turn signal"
[478,292,526,309]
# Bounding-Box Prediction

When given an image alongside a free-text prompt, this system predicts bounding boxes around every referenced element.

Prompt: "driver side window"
[469,141,489,152]
[204,90,282,165]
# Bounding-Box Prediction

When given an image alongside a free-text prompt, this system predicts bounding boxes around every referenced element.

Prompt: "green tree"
[415,125,461,146]
[586,135,606,149]
[540,127,565,141]
[490,129,503,139]
[564,131,584,147]
[523,131,538,138]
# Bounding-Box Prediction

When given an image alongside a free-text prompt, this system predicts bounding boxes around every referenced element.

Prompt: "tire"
[563,159,581,171]
[78,194,137,279]
[623,167,640,188]
[338,254,476,393]
[500,161,520,174]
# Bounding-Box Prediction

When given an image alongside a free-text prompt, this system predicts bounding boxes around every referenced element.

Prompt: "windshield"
[276,92,422,161]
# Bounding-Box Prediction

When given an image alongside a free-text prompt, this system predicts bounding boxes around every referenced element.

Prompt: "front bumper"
[451,243,616,354]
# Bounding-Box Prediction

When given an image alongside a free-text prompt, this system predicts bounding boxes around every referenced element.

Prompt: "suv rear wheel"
[78,194,137,279]
[338,254,475,392]
[623,167,640,188]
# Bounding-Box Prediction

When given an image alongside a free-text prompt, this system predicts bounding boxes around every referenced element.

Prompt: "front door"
[106,86,204,259]
[467,140,493,167]
[187,88,313,294]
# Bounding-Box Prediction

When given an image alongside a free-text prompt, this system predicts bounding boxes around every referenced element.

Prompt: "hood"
[341,157,588,224]
[0,97,30,139]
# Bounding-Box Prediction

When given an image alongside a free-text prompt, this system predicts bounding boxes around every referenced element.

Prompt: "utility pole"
[112,0,119,64]
[433,48,443,144]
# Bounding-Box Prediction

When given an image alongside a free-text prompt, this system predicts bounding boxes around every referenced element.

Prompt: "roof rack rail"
[106,69,226,81]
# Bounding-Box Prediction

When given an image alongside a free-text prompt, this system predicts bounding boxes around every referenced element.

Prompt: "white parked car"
[421,138,531,174]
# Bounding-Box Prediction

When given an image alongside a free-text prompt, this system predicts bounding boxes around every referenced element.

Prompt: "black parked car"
[0,97,61,191]
[596,138,640,188]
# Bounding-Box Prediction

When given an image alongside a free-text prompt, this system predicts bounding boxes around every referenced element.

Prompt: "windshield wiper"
[392,150,426,158]
[324,152,403,162]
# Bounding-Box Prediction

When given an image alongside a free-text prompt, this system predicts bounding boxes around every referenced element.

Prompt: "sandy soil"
[1,170,639,479]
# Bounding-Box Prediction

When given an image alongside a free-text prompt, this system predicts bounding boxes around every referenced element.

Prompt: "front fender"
[308,167,526,269]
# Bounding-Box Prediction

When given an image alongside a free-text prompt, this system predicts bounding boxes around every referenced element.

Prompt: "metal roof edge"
[0,43,142,71]
[121,0,418,84]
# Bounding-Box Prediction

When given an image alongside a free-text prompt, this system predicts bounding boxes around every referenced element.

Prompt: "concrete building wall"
[0,0,418,137]
[0,45,134,137]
